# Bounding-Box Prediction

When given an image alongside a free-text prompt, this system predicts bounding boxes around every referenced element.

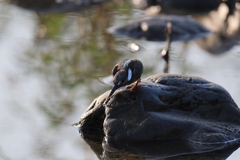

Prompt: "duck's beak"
[108,68,132,99]
[107,84,120,99]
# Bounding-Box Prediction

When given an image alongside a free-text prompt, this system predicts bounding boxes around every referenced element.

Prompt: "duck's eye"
[127,68,132,81]
[123,59,131,67]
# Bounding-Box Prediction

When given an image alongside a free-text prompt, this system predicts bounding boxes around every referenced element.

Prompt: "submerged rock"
[78,74,240,142]
[109,16,211,42]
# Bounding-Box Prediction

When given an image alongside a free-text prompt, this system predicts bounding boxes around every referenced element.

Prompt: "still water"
[0,0,240,159]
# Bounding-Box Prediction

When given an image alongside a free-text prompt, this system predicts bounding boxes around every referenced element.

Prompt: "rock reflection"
[79,129,240,160]
[194,4,240,54]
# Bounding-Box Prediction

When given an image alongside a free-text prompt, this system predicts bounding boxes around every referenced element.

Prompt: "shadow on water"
[79,129,240,160]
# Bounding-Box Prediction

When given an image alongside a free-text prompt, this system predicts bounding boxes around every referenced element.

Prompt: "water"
[0,0,239,159]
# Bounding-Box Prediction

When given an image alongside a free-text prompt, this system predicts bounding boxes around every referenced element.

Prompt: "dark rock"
[78,74,240,142]
[133,0,235,15]
[109,16,211,42]
[7,0,110,13]
[134,0,220,11]
[78,93,106,130]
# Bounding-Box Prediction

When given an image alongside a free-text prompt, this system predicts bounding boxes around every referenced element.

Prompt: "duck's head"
[108,59,143,98]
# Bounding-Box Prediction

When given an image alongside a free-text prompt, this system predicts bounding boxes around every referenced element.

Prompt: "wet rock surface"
[109,16,211,42]
[79,74,240,143]
[132,0,235,15]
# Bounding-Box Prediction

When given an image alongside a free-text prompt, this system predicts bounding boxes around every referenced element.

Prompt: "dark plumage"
[108,59,143,98]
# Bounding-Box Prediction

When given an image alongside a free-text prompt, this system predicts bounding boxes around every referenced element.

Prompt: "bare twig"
[161,22,172,73]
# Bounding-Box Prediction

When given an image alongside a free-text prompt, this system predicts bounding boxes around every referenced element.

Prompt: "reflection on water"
[80,129,240,160]
[0,0,240,159]
[194,3,240,54]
